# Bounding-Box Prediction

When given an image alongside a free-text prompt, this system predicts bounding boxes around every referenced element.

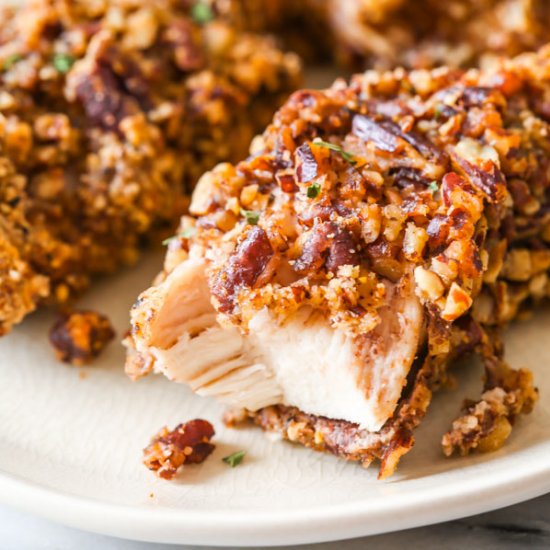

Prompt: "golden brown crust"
[0,0,301,335]
[442,329,538,457]
[234,0,550,70]
[181,52,550,334]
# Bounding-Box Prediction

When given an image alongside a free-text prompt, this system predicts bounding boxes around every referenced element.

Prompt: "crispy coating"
[143,419,215,480]
[49,310,115,365]
[325,0,550,70]
[231,0,550,69]
[0,0,301,335]
[131,45,550,477]
[2,0,549,337]
[226,0,331,62]
[0,155,49,335]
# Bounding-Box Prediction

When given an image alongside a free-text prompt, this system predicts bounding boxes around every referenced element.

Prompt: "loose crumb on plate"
[143,419,215,480]
[49,310,115,366]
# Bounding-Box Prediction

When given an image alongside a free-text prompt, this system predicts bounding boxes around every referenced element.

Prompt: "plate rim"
[2,442,550,547]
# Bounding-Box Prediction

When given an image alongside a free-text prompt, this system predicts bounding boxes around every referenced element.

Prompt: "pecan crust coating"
[211,225,275,313]
[0,0,301,335]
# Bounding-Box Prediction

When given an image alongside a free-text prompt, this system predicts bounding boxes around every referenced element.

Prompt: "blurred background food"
[1,0,550,337]
[0,0,301,335]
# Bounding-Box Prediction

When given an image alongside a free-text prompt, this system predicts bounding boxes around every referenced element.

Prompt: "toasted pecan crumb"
[49,310,115,366]
[143,419,215,480]
[442,339,539,458]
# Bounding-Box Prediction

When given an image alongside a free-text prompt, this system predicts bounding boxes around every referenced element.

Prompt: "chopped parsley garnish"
[191,2,214,24]
[314,140,357,165]
[241,209,260,225]
[162,226,196,245]
[222,450,246,468]
[307,183,321,199]
[52,53,75,73]
[3,54,23,71]
[428,180,439,192]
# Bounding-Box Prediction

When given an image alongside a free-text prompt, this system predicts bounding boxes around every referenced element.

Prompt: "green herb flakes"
[52,53,75,74]
[241,209,260,226]
[222,450,246,468]
[3,54,23,71]
[191,2,214,24]
[307,183,321,199]
[315,140,357,165]
[162,227,196,245]
[428,181,439,192]
[434,103,445,120]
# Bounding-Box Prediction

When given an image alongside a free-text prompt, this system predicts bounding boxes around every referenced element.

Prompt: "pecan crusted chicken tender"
[124,46,550,477]
[325,0,550,70]
[0,0,301,335]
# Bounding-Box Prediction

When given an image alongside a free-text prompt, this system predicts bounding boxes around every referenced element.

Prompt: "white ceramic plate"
[0,252,549,546]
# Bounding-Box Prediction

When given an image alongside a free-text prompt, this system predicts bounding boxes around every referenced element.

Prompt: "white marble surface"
[2,494,550,550]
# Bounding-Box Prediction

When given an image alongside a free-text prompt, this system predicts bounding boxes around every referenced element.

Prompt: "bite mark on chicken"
[130,252,425,432]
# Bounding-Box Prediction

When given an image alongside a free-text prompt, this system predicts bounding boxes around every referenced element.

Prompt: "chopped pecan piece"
[295,143,318,183]
[211,226,275,313]
[164,18,204,72]
[294,221,359,275]
[69,35,151,130]
[352,114,399,153]
[452,153,507,203]
[460,86,495,107]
